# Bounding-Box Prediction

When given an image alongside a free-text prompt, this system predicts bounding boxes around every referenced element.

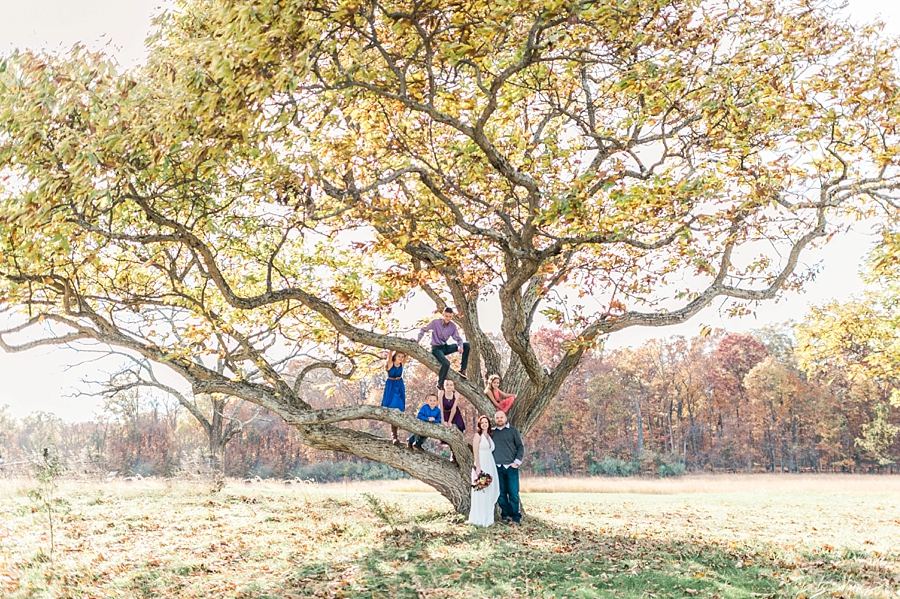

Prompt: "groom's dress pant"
[497,465,521,523]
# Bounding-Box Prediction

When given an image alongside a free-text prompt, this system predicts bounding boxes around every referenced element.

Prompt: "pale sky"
[0,0,897,421]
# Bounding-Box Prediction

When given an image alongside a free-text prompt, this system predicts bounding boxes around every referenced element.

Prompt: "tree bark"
[295,421,473,513]
[634,400,644,457]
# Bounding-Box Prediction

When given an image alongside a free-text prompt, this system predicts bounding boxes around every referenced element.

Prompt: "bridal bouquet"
[471,470,493,491]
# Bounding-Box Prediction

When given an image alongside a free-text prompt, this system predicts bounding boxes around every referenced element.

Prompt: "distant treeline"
[1,326,898,480]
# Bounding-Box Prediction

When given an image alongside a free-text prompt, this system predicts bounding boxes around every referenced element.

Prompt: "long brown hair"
[476,415,493,437]
[484,374,501,396]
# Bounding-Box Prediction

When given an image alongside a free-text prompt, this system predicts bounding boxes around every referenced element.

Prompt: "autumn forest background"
[0,0,898,488]
[3,273,897,481]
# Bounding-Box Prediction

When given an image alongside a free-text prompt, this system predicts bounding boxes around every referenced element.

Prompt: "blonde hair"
[484,374,501,395]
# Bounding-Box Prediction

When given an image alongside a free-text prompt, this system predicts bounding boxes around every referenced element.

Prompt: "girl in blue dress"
[382,349,407,443]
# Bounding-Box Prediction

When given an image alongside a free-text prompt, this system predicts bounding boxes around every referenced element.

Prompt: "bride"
[467,414,500,526]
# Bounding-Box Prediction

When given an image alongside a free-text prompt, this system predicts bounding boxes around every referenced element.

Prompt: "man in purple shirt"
[417,307,470,390]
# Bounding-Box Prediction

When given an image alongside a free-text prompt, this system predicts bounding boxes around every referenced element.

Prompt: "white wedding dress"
[466,433,500,526]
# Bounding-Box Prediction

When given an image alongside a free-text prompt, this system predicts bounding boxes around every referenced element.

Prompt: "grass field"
[1,475,898,598]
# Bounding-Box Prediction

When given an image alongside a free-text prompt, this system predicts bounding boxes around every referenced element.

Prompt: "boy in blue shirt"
[407,392,441,450]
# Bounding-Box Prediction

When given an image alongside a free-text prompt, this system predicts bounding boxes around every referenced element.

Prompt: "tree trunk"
[634,400,644,457]
[667,401,675,456]
[194,395,230,475]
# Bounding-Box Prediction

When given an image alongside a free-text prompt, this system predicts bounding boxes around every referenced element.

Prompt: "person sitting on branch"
[416,307,470,390]
[407,392,442,450]
[484,373,516,413]
[440,379,467,464]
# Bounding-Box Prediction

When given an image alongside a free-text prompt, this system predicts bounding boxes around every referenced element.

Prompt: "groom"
[492,410,525,525]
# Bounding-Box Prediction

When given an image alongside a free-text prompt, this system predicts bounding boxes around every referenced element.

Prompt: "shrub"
[589,456,641,477]
[530,458,548,476]
[292,460,409,483]
[361,492,401,529]
[657,461,686,478]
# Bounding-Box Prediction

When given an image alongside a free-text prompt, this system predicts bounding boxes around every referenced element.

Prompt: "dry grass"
[518,473,900,495]
[308,473,900,495]
[4,472,896,496]
[1,474,898,598]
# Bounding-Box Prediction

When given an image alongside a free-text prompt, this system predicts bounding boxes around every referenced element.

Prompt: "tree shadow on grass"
[272,512,871,599]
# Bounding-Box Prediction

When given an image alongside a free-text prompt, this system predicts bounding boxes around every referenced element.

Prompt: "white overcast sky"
[0,0,898,421]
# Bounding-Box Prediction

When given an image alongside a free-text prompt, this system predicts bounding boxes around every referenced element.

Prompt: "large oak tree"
[1,0,899,511]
